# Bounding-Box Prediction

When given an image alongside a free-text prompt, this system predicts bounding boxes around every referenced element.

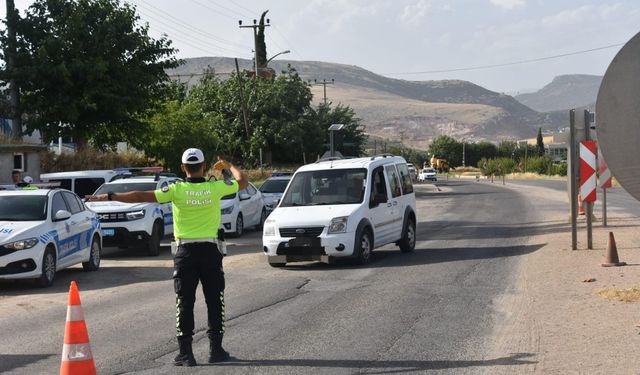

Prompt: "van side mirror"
[239,193,251,201]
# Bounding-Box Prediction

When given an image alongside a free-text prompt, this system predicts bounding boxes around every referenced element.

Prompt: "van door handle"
[393,201,398,206]
[386,203,392,207]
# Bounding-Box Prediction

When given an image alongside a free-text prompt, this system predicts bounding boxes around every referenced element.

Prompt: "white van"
[262,155,417,267]
[40,170,122,198]
[40,167,164,198]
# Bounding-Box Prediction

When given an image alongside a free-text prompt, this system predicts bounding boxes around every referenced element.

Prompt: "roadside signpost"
[579,139,597,249]
[598,149,612,226]
[579,140,597,202]
[568,109,594,250]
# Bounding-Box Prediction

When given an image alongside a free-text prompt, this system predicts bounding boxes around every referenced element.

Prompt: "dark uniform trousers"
[173,242,225,338]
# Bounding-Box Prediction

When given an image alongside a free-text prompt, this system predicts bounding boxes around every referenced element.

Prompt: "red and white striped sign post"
[598,149,612,226]
[580,140,597,202]
[580,140,597,249]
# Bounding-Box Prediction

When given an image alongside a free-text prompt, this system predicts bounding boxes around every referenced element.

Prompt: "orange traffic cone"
[60,281,96,375]
[578,194,585,215]
[601,232,626,267]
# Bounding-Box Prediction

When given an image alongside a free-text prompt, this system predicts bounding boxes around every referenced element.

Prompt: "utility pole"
[568,110,578,250]
[313,79,334,105]
[239,17,270,78]
[584,109,593,250]
[234,58,250,136]
[462,141,466,167]
[5,0,22,140]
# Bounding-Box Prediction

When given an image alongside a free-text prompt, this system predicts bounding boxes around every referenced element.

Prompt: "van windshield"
[280,168,367,207]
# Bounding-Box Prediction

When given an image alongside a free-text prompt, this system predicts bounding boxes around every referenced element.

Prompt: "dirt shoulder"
[490,181,640,374]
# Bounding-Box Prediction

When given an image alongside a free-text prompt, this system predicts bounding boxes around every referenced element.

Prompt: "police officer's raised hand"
[213,159,231,171]
[85,194,107,202]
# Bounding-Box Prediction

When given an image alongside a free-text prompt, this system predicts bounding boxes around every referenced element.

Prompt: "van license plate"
[102,229,115,236]
[289,237,314,247]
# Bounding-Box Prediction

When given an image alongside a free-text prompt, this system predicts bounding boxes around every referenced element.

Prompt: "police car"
[85,175,181,256]
[0,188,102,287]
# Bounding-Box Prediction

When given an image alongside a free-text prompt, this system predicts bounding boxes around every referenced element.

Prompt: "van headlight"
[4,237,39,250]
[221,206,234,215]
[126,210,145,221]
[263,226,276,236]
[328,216,348,234]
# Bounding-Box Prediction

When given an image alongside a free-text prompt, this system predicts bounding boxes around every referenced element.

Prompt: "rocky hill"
[515,74,601,113]
[169,57,562,149]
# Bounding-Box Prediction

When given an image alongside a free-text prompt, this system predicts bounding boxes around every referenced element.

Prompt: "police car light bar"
[112,166,164,173]
[33,182,62,188]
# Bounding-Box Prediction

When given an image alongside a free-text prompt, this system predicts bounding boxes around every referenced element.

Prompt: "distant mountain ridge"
[515,74,601,112]
[169,57,562,148]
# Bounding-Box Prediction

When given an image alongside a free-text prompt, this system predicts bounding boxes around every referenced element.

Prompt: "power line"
[135,8,248,56]
[226,0,255,17]
[266,33,287,55]
[272,24,304,60]
[385,43,624,75]
[137,0,248,51]
[188,0,238,21]
[206,0,252,19]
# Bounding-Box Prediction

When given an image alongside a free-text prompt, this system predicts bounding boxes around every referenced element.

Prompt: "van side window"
[396,163,414,194]
[75,178,105,197]
[385,165,401,198]
[50,179,72,191]
[370,166,388,207]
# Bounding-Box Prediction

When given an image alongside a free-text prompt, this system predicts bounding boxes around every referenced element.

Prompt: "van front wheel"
[354,229,372,265]
[399,218,416,253]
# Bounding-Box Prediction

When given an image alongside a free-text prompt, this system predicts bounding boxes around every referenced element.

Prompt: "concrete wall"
[0,151,43,184]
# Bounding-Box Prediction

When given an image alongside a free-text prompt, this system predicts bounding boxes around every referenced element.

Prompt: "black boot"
[174,336,197,366]
[208,334,230,363]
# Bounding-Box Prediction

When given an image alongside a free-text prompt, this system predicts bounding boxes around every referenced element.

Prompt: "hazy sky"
[4,0,640,93]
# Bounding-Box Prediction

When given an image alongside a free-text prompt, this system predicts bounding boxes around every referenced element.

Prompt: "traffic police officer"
[86,148,247,366]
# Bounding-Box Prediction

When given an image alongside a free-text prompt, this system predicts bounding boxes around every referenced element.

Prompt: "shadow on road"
[203,352,536,372]
[0,354,56,373]
[0,264,172,296]
[416,190,498,199]
[284,243,545,272]
[417,220,569,240]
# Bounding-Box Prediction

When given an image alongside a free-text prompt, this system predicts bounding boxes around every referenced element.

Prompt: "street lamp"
[329,124,344,157]
[266,50,290,65]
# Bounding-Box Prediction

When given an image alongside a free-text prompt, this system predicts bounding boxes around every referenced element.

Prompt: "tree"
[428,135,462,167]
[141,66,366,168]
[139,81,224,173]
[308,103,367,159]
[465,141,497,169]
[256,10,268,69]
[0,0,179,148]
[536,128,545,157]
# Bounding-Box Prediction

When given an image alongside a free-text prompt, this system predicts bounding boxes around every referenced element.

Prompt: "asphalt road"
[507,179,640,217]
[1,180,557,374]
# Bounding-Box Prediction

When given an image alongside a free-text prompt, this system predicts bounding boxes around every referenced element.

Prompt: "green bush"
[41,149,157,173]
[478,157,515,176]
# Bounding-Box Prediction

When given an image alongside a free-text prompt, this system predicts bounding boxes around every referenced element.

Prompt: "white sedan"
[0,188,102,287]
[418,168,438,182]
[220,182,267,237]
